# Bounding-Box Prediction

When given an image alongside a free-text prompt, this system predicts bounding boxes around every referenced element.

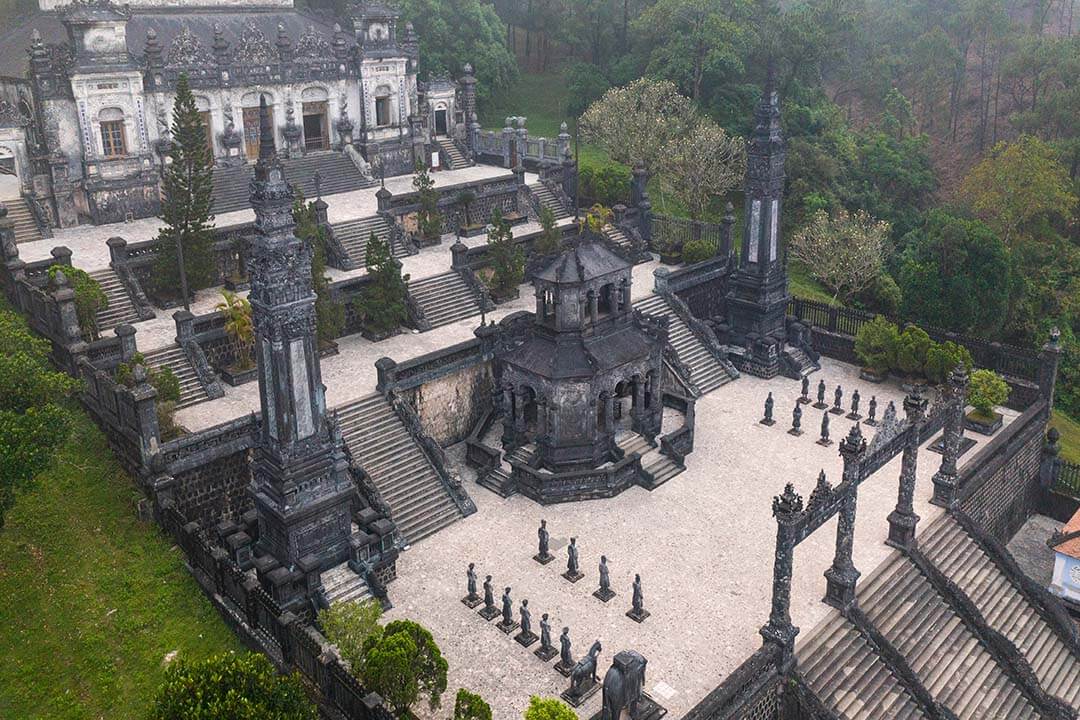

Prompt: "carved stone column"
[761,483,803,666]
[514,387,527,434]
[932,366,969,506]
[825,425,866,609]
[588,289,598,326]
[631,374,645,423]
[600,391,615,435]
[888,388,928,549]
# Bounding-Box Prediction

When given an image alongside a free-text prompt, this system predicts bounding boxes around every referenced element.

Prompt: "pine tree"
[154,73,215,301]
[355,232,409,335]
[486,207,524,297]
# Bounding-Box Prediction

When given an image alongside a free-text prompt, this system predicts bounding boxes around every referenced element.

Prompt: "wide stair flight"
[434,138,469,170]
[211,153,372,215]
[603,225,635,254]
[88,267,142,332]
[408,271,482,329]
[922,515,1080,709]
[335,393,463,545]
[142,345,211,409]
[3,196,43,244]
[320,561,373,606]
[635,294,733,395]
[332,215,406,268]
[529,182,571,220]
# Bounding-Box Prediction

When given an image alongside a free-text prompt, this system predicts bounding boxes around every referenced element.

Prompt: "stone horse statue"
[602,650,648,720]
[569,640,603,695]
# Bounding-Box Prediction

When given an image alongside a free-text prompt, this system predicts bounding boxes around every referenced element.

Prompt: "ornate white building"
[0,0,467,227]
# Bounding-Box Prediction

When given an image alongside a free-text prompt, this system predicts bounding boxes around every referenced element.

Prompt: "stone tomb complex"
[0,17,1076,719]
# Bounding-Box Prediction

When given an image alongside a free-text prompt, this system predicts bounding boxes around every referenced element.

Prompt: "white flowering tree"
[579,78,698,181]
[791,208,891,304]
[658,118,745,220]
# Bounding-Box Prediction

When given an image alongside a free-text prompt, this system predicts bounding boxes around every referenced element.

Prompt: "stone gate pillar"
[825,425,866,609]
[761,483,803,667]
[932,366,969,506]
[888,388,928,548]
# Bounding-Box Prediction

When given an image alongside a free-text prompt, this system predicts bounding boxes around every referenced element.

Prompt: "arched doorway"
[301,86,329,151]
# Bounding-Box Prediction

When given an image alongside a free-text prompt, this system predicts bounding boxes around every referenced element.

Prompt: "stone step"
[212,153,372,215]
[334,392,463,545]
[87,267,141,330]
[635,294,732,395]
[529,183,570,219]
[142,345,210,408]
[407,272,481,329]
[4,197,43,244]
[857,548,1037,719]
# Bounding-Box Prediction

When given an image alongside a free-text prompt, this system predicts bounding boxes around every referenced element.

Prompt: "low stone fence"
[654,254,734,321]
[77,355,160,477]
[651,214,731,257]
[472,117,571,171]
[681,643,785,720]
[378,171,525,239]
[659,391,696,463]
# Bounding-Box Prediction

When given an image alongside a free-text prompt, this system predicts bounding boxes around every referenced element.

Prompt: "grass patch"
[1051,409,1080,465]
[0,406,239,719]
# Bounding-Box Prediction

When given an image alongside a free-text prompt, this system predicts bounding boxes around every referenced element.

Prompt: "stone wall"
[958,401,1049,544]
[170,448,253,528]
[405,360,494,446]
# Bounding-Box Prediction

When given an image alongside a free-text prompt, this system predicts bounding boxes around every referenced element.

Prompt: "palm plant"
[216,290,254,370]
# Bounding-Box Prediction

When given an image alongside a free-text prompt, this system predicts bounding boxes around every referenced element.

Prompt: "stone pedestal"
[535,644,558,661]
[496,619,519,634]
[588,694,668,720]
[626,607,650,623]
[554,660,574,677]
[593,588,616,603]
[534,552,555,565]
[478,605,500,621]
[461,593,482,608]
[515,629,539,647]
[561,678,601,707]
[563,570,584,583]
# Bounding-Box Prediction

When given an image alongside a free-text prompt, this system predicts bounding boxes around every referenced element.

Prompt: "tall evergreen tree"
[154,73,216,303]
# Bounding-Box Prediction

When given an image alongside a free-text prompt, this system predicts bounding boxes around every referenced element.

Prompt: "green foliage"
[524,696,578,720]
[486,208,524,297]
[150,651,316,720]
[578,162,631,207]
[856,272,903,317]
[318,598,382,674]
[895,325,932,377]
[153,367,181,405]
[0,307,78,529]
[564,63,611,118]
[115,351,181,438]
[356,232,409,335]
[216,290,254,371]
[924,341,974,385]
[293,193,344,344]
[363,632,417,717]
[853,315,899,373]
[533,205,562,257]
[454,688,492,720]
[413,163,443,241]
[154,73,216,296]
[390,0,517,101]
[898,210,1012,337]
[380,620,448,710]
[967,369,1010,418]
[47,264,108,340]
[456,189,477,226]
[682,236,717,265]
[1059,343,1080,422]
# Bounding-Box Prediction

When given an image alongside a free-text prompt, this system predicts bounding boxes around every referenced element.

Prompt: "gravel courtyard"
[384,357,1017,719]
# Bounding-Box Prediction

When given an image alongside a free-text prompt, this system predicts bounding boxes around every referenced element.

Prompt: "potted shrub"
[413,162,444,246]
[893,324,932,387]
[215,290,257,385]
[355,232,409,340]
[853,315,898,383]
[48,264,108,341]
[965,369,1010,435]
[455,190,487,238]
[655,232,682,264]
[924,340,973,385]
[485,207,524,303]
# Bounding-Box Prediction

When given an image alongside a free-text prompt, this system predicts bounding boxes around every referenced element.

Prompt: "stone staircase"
[529,182,571,220]
[781,344,819,379]
[407,271,482,329]
[335,393,463,545]
[435,138,469,170]
[88,267,141,332]
[857,549,1038,718]
[635,294,733,395]
[639,448,682,488]
[798,611,927,719]
[922,515,1080,709]
[321,561,373,606]
[211,153,372,215]
[603,225,634,254]
[4,196,42,244]
[142,344,210,409]
[332,215,406,268]
[616,431,652,457]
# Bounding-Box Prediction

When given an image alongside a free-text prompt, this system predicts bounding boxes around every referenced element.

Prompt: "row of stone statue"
[761,380,895,443]
[535,519,649,620]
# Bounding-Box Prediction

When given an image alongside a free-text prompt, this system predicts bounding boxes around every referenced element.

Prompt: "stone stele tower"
[247,96,354,603]
[724,64,793,377]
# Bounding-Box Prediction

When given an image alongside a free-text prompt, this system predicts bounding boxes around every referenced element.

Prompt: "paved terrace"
[386,360,1020,720]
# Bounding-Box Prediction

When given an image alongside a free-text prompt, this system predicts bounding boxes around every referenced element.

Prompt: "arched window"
[98,107,126,157]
